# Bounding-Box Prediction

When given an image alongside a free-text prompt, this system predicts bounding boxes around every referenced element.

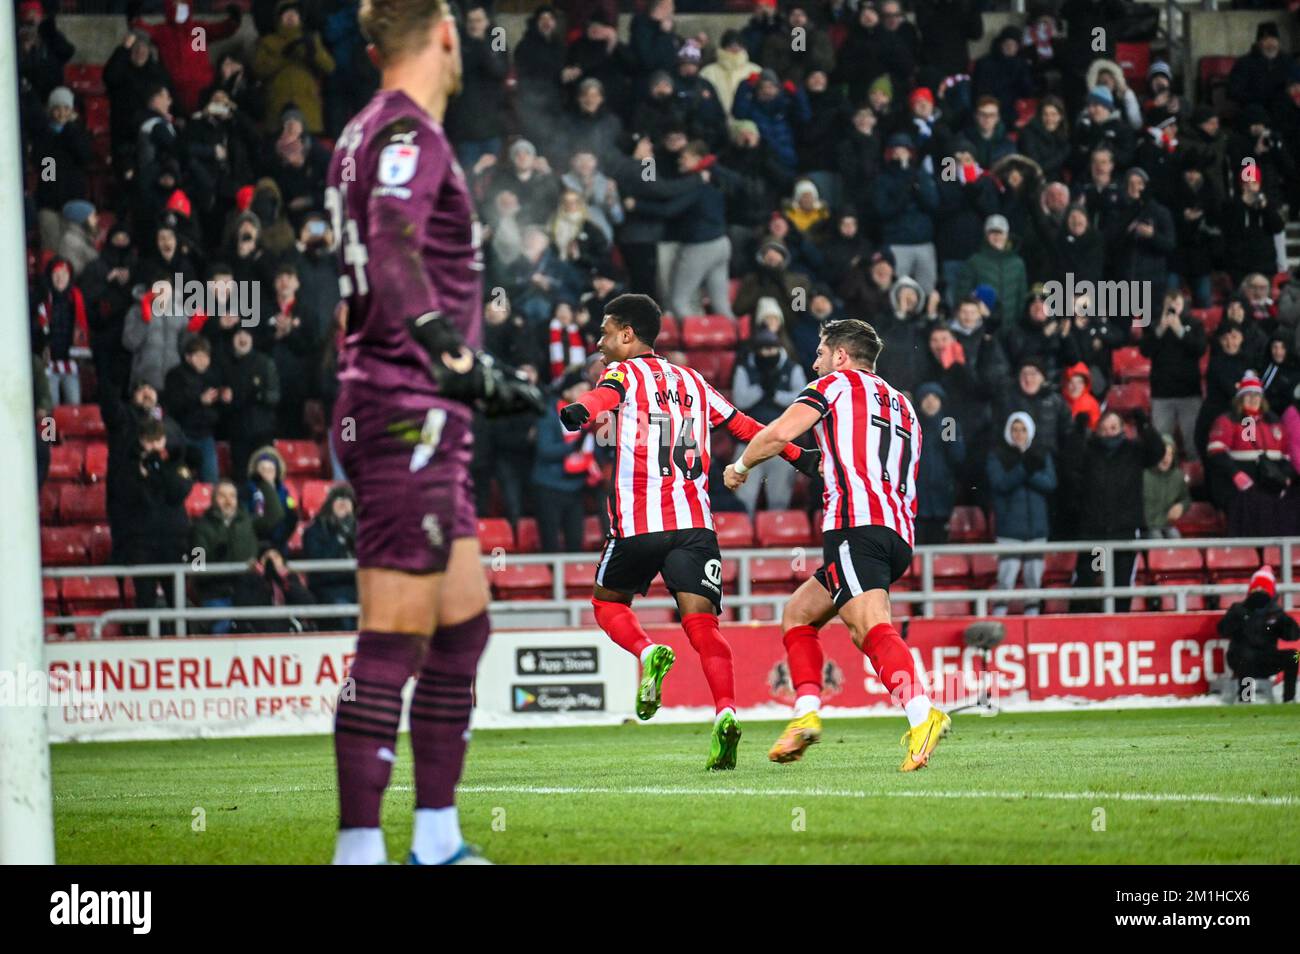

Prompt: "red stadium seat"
[65,63,105,94]
[1114,42,1151,92]
[477,518,514,554]
[931,600,973,617]
[1145,547,1205,584]
[1013,97,1038,128]
[43,576,61,615]
[83,95,110,136]
[755,509,813,547]
[582,516,606,550]
[657,314,681,350]
[274,439,324,476]
[490,563,553,599]
[580,606,677,626]
[39,482,60,523]
[968,553,997,587]
[515,518,540,554]
[932,554,971,585]
[61,575,120,613]
[1189,306,1222,334]
[299,479,333,519]
[1111,346,1150,383]
[59,483,106,523]
[1174,501,1225,538]
[1205,546,1262,582]
[1105,382,1150,416]
[713,511,754,548]
[564,559,597,597]
[41,527,88,566]
[947,506,988,543]
[1180,460,1203,489]
[1272,271,1291,300]
[1198,55,1236,101]
[52,403,105,439]
[87,524,113,564]
[47,443,83,481]
[184,482,213,520]
[681,315,738,350]
[684,349,737,385]
[750,556,797,592]
[83,441,108,481]
[1043,550,1076,585]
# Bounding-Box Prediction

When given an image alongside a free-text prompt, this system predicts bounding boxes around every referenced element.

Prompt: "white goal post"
[0,0,55,864]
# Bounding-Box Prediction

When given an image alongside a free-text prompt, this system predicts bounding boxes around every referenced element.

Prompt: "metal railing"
[42,536,1298,638]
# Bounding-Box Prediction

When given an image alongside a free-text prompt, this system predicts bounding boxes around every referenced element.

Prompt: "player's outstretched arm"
[722,407,821,477]
[724,402,822,489]
[560,365,625,431]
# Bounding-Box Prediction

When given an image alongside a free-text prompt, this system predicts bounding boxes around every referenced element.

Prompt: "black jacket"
[446,33,509,143]
[163,359,224,438]
[914,0,984,79]
[1069,421,1166,537]
[1139,317,1207,399]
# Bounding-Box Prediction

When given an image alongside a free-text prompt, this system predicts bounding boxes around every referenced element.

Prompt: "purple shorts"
[333,383,476,574]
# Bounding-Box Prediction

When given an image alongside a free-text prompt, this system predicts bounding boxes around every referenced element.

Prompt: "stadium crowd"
[22,0,1300,628]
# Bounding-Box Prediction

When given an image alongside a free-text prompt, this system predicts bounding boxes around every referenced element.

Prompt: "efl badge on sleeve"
[378,144,420,186]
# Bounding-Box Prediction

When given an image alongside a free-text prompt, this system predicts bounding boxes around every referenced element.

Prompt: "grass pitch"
[53,706,1300,864]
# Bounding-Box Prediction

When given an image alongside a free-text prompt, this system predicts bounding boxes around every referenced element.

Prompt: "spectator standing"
[532,371,598,553]
[445,4,508,173]
[972,26,1034,129]
[245,445,299,551]
[253,0,336,135]
[104,27,170,179]
[1206,372,1297,538]
[163,334,228,483]
[730,329,807,516]
[32,86,91,251]
[226,326,281,479]
[870,132,940,296]
[514,5,567,151]
[131,0,242,115]
[987,411,1057,615]
[1061,361,1102,430]
[1141,291,1206,461]
[302,483,358,629]
[954,214,1027,331]
[700,29,760,118]
[914,382,966,545]
[191,479,260,634]
[995,356,1072,457]
[123,275,202,393]
[34,257,88,406]
[1228,21,1293,123]
[1017,97,1071,183]
[1222,171,1285,286]
[732,69,810,178]
[1106,168,1175,303]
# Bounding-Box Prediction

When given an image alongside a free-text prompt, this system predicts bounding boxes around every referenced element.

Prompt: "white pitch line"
[457,784,1298,808]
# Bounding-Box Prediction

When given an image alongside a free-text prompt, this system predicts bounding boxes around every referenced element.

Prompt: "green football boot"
[636,645,676,721]
[706,710,742,771]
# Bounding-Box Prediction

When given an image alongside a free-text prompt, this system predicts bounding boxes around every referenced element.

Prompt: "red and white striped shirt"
[795,369,922,546]
[596,354,737,537]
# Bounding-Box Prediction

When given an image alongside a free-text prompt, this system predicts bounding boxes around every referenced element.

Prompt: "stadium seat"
[684,349,737,385]
[580,606,676,626]
[932,554,971,587]
[1111,346,1150,383]
[1114,42,1151,92]
[66,63,105,95]
[968,553,997,587]
[43,576,61,615]
[1145,547,1205,584]
[83,95,110,136]
[1272,271,1291,300]
[1189,306,1222,333]
[754,509,814,547]
[1205,546,1262,582]
[299,479,333,519]
[477,518,514,554]
[41,527,88,566]
[47,443,83,482]
[1180,460,1203,489]
[1104,382,1150,416]
[1198,55,1236,102]
[83,441,108,481]
[1013,97,1038,128]
[490,563,553,599]
[52,403,105,439]
[515,518,540,553]
[657,314,681,350]
[39,482,60,523]
[564,560,598,597]
[184,482,213,520]
[931,600,973,617]
[274,439,324,476]
[713,511,754,548]
[681,315,738,350]
[1043,550,1077,585]
[582,516,606,550]
[947,506,988,543]
[750,556,797,592]
[1174,501,1225,537]
[61,575,120,613]
[720,558,740,586]
[59,483,106,523]
[86,524,112,564]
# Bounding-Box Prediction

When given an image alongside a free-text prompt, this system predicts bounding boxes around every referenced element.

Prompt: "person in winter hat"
[1218,562,1298,703]
[987,410,1056,614]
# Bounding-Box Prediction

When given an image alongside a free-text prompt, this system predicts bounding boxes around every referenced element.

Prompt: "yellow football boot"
[768,711,823,763]
[898,707,951,772]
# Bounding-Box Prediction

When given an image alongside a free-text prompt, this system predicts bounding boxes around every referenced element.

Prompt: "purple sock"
[335,630,426,829]
[410,613,491,809]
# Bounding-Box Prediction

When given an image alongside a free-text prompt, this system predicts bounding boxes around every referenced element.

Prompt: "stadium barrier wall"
[43,612,1297,742]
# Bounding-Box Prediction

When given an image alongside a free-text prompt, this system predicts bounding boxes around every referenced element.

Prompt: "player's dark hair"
[604,293,661,348]
[821,319,883,369]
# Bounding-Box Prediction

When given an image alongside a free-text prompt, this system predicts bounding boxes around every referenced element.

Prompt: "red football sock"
[863,622,924,706]
[783,624,824,698]
[592,598,652,658]
[681,613,735,713]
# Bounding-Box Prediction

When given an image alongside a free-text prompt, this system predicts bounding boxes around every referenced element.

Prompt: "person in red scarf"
[543,300,593,385]
[531,369,601,552]
[1207,372,1299,536]
[35,257,89,405]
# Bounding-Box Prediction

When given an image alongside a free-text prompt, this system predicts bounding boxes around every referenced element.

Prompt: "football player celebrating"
[725,320,950,772]
[325,0,541,864]
[560,294,819,769]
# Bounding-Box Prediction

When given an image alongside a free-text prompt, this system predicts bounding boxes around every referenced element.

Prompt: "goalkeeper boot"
[899,706,952,773]
[705,710,742,771]
[636,645,675,721]
[768,711,823,764]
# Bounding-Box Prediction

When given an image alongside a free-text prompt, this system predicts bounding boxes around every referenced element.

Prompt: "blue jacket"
[634,177,727,243]
[987,447,1057,541]
[732,80,810,174]
[870,162,940,246]
[531,404,587,494]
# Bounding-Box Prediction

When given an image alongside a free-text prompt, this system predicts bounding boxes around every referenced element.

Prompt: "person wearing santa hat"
[1206,371,1298,536]
[1218,564,1298,703]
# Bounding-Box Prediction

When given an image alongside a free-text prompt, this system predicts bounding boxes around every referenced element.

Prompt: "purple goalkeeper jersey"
[325,89,483,409]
